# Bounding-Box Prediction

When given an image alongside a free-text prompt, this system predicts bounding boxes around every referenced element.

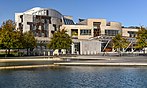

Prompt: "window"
[44,10,46,15]
[93,22,101,28]
[80,29,91,35]
[53,24,57,31]
[71,29,78,36]
[19,23,23,30]
[44,23,48,30]
[42,33,45,37]
[20,15,23,22]
[105,29,119,36]
[63,18,74,25]
[44,32,48,37]
[128,31,136,37]
[93,22,101,37]
[46,10,49,15]
[49,17,51,24]
[106,22,111,26]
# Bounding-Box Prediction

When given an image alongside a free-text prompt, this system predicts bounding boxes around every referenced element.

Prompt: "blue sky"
[0,0,147,27]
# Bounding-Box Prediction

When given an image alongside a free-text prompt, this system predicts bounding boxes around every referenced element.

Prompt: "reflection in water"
[0,67,147,88]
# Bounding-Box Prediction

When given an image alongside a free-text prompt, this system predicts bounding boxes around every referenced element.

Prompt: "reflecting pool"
[0,66,147,88]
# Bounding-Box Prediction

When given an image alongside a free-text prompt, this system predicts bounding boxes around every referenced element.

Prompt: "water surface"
[0,66,147,88]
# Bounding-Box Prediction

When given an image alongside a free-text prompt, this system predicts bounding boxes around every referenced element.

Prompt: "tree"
[0,20,17,55]
[23,31,37,55]
[0,20,37,56]
[136,27,147,49]
[112,34,129,55]
[13,31,24,56]
[48,29,72,54]
[13,31,24,49]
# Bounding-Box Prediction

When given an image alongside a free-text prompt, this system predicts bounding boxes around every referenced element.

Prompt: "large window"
[93,22,101,37]
[80,29,91,35]
[105,29,119,36]
[71,29,78,36]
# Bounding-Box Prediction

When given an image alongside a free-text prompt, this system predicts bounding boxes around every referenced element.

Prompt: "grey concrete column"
[71,43,75,54]
[48,24,52,38]
[80,41,82,55]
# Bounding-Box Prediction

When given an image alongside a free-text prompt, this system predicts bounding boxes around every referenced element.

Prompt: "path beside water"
[0,55,147,69]
[55,56,147,66]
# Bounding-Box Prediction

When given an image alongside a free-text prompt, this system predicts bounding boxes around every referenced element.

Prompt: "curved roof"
[24,7,42,14]
[23,7,63,19]
[24,7,62,16]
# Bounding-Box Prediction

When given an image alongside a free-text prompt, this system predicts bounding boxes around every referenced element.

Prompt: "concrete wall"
[15,13,23,30]
[105,22,122,35]
[80,40,101,55]
[122,28,139,37]
[23,14,33,32]
[15,14,33,32]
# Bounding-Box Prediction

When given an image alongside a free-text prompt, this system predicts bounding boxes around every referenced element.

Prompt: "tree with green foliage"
[112,34,129,55]
[23,31,37,55]
[0,20,37,56]
[13,31,24,56]
[48,29,72,54]
[13,31,24,49]
[0,20,17,55]
[136,27,147,49]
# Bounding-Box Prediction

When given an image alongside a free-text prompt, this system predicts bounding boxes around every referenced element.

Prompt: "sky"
[0,0,147,27]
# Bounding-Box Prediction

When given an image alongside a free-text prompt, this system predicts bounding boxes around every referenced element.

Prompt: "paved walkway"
[55,56,147,66]
[0,55,147,69]
[0,58,61,62]
[0,57,61,70]
[0,64,56,70]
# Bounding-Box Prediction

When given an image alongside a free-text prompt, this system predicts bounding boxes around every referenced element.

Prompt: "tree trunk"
[65,49,67,55]
[8,49,10,55]
[18,49,20,56]
[58,49,61,55]
[27,48,29,56]
[5,49,7,54]
[5,49,7,57]
[143,48,145,56]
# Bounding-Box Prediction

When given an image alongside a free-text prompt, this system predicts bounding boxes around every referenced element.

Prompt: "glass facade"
[63,18,74,25]
[80,29,91,35]
[93,22,101,37]
[105,29,119,36]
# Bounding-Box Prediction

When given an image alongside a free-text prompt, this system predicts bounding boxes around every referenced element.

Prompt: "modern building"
[61,18,122,54]
[15,7,140,55]
[15,7,64,55]
[15,7,63,42]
